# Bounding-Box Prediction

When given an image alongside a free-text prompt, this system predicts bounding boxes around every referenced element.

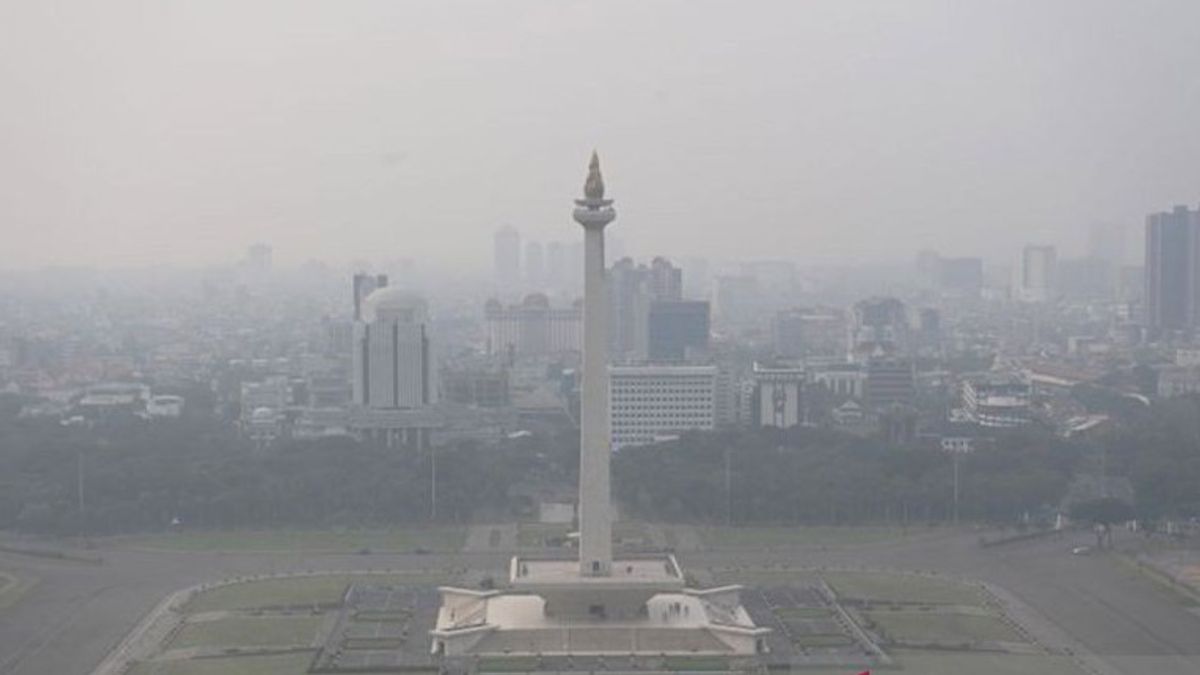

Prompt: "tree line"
[1,390,1199,535]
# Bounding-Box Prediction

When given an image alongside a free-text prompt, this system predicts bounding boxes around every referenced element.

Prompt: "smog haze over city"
[3,0,1200,270]
[4,3,1200,675]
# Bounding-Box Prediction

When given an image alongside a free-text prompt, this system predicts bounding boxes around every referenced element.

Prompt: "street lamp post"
[952,451,960,526]
[77,447,86,542]
[430,442,437,521]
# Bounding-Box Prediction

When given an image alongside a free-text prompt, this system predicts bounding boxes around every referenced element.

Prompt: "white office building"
[610,364,717,449]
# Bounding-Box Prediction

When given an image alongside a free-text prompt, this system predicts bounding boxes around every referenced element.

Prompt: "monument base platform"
[431,556,769,660]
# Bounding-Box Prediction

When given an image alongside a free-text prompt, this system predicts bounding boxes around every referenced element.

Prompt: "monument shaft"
[574,151,616,576]
[578,223,612,575]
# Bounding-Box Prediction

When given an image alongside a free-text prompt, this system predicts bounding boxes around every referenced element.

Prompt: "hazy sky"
[2,1,1199,271]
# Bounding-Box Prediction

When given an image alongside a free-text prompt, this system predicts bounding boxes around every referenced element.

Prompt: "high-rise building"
[352,272,388,321]
[1145,205,1200,334]
[352,288,435,409]
[607,256,685,361]
[484,294,581,358]
[1018,245,1057,302]
[609,364,717,449]
[493,226,521,286]
[646,300,710,361]
[648,257,683,300]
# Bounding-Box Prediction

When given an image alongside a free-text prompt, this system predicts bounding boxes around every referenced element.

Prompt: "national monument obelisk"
[431,156,766,661]
[573,151,616,577]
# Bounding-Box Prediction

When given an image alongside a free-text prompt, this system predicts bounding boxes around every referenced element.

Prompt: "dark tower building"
[1145,205,1200,335]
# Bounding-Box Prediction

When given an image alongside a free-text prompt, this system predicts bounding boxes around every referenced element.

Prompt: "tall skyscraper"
[648,256,683,300]
[352,272,388,321]
[1018,245,1057,302]
[1145,205,1200,334]
[352,288,435,409]
[493,226,521,286]
[608,256,685,360]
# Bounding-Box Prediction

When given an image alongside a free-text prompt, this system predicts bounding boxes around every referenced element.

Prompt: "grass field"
[775,606,833,619]
[477,656,541,672]
[186,573,447,612]
[869,610,1024,644]
[894,650,1086,675]
[169,616,323,650]
[823,571,984,606]
[791,633,855,647]
[700,525,915,548]
[116,527,465,553]
[127,652,314,675]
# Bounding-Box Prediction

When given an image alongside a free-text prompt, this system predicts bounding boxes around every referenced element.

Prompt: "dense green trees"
[613,426,1079,526]
[2,392,1199,535]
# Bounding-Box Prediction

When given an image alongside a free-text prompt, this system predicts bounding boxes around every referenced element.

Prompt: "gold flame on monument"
[583,150,605,200]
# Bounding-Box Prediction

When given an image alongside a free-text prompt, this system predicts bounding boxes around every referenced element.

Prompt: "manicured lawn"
[710,569,821,586]
[791,633,854,647]
[186,573,446,612]
[477,656,541,672]
[116,527,465,553]
[127,652,314,675]
[662,656,731,671]
[701,525,912,548]
[168,616,322,650]
[823,571,984,606]
[762,651,1084,675]
[894,650,1085,675]
[869,610,1024,644]
[775,606,833,619]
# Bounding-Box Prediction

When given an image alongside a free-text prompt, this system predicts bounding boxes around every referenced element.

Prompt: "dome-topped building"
[361,287,429,324]
[352,288,436,414]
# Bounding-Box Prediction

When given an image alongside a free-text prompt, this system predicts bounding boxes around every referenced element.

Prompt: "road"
[0,529,1197,675]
